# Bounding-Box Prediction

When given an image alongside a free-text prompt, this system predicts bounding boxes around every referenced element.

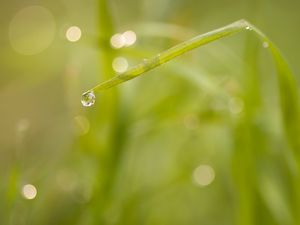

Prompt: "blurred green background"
[1,0,300,224]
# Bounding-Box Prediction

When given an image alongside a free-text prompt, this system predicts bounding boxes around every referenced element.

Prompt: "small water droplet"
[262,42,269,48]
[245,26,252,30]
[81,91,95,107]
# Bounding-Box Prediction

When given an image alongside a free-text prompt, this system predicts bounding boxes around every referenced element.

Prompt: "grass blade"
[83,19,300,224]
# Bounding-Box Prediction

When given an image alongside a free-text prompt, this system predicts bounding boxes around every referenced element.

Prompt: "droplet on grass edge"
[262,41,269,48]
[81,91,95,107]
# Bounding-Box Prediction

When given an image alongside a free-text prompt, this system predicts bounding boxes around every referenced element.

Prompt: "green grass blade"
[82,18,300,224]
[83,20,300,153]
[83,19,248,94]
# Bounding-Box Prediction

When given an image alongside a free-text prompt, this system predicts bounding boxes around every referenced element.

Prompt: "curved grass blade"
[83,19,300,152]
[83,19,300,224]
[84,19,248,93]
[84,19,300,153]
[84,18,300,150]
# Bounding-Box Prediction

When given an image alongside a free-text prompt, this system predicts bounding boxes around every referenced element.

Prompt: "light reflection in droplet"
[66,26,82,42]
[110,33,126,49]
[81,91,96,107]
[22,184,37,199]
[112,57,128,73]
[193,165,215,187]
[123,30,137,46]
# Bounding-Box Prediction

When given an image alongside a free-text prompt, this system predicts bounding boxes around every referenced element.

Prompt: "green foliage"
[1,1,300,225]
[84,19,300,225]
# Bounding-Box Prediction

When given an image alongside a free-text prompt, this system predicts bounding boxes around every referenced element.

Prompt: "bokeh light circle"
[22,184,37,200]
[123,30,137,46]
[110,33,126,49]
[66,26,81,42]
[112,57,128,73]
[9,6,56,55]
[193,164,215,187]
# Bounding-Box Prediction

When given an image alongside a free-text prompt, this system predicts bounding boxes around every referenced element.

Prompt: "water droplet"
[81,91,95,107]
[262,41,269,48]
[245,26,252,30]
